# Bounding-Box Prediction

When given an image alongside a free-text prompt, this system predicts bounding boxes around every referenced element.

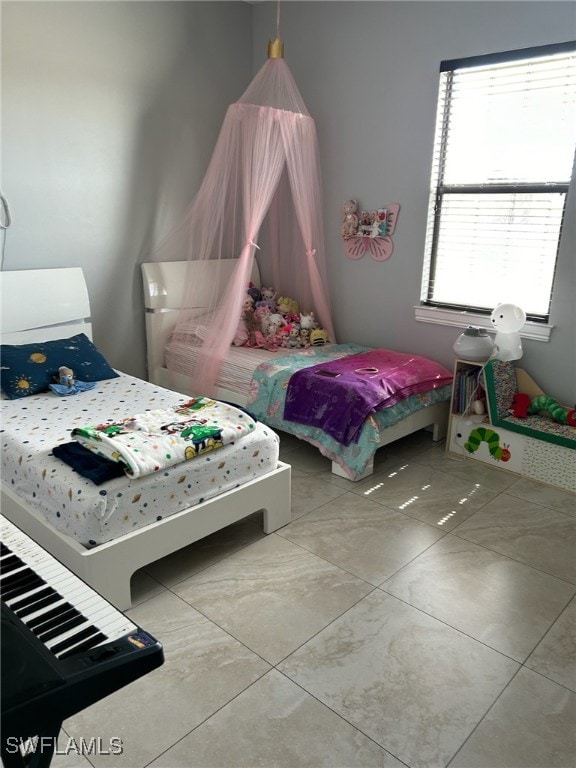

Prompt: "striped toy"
[528,396,576,426]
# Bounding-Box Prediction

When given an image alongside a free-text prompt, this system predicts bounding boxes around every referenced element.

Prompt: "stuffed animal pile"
[234,283,330,350]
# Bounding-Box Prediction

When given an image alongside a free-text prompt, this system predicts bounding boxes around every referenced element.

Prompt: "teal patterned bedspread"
[246,344,452,480]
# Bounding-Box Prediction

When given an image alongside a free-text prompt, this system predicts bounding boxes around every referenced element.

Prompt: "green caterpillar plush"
[528,396,576,426]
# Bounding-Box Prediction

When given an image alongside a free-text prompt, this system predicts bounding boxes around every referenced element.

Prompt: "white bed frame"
[142,260,449,480]
[0,267,291,610]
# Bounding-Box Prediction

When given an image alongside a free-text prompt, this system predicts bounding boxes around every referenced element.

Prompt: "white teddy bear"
[263,312,284,337]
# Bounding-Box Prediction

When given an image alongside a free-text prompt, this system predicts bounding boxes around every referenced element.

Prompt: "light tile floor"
[58,431,575,768]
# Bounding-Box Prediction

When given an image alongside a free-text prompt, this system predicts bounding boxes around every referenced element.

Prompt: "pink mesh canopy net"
[152,42,335,396]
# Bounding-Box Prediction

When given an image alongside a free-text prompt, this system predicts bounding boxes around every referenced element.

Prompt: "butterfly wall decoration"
[342,203,400,261]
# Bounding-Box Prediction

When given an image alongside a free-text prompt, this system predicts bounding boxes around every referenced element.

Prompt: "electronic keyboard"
[0,516,164,768]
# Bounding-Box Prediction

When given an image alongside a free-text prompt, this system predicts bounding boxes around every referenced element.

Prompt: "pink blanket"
[283,349,452,445]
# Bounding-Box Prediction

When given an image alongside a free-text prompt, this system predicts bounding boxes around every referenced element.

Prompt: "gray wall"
[3,1,575,404]
[2,1,252,378]
[254,2,575,405]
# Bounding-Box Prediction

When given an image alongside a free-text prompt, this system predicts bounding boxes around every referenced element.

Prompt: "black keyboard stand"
[1,723,61,768]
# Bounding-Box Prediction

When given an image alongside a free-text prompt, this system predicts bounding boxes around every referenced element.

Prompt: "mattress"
[1,373,279,547]
[166,341,301,399]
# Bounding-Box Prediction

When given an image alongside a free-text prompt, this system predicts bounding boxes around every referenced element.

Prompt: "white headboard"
[141,260,260,384]
[0,267,92,344]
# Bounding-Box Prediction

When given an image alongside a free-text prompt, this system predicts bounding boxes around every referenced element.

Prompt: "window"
[421,42,576,323]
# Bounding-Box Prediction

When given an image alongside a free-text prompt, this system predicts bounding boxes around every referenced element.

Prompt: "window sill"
[414,305,553,342]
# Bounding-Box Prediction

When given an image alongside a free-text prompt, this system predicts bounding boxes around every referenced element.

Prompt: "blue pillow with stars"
[0,333,118,399]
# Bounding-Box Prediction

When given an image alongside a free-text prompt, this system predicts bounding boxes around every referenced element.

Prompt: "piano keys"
[0,516,164,768]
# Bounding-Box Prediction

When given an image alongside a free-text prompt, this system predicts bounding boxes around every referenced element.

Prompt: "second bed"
[143,261,452,480]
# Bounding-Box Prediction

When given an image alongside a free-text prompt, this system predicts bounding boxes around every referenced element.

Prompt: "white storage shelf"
[446,359,576,493]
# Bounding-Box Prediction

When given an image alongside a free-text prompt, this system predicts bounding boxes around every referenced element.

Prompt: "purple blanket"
[283,349,452,446]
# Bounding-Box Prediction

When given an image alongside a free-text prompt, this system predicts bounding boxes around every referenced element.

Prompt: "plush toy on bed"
[299,312,318,331]
[256,287,277,313]
[233,297,255,346]
[246,282,261,305]
[283,325,302,348]
[276,296,299,321]
[49,366,97,396]
[233,315,249,346]
[310,328,330,346]
[262,312,284,338]
[254,304,272,331]
[242,307,269,349]
[299,328,311,348]
[58,366,74,387]
[511,392,576,426]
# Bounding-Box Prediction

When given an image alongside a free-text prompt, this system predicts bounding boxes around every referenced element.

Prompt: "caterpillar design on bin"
[464,427,511,462]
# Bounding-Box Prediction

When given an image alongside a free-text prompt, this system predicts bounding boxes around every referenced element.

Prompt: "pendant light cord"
[267,1,284,58]
[276,0,281,40]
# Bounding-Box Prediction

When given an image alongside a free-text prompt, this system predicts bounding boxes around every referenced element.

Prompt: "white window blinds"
[421,42,576,321]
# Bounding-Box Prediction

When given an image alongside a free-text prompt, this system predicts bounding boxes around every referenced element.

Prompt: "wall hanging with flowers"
[341,200,400,261]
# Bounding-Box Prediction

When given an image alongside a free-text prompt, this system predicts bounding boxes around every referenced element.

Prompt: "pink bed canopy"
[153,38,335,396]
